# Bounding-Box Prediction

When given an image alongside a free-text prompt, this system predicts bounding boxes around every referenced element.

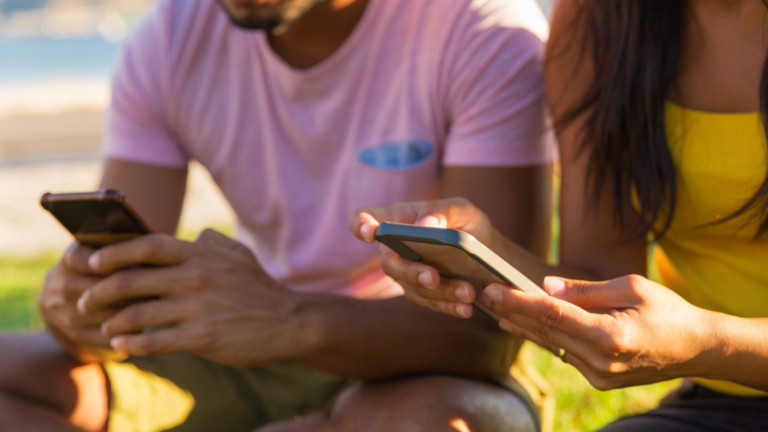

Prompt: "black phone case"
[40,189,152,247]
[375,221,547,301]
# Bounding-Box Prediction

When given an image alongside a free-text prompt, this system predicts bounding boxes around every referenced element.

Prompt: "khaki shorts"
[103,352,548,432]
[103,355,351,432]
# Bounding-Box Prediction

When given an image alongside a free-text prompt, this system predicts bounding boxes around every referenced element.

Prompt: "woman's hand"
[349,198,498,319]
[480,275,724,390]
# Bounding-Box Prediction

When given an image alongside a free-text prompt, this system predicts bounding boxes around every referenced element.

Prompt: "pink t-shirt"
[106,0,553,298]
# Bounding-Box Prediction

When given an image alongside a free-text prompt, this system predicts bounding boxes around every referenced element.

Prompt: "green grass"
[0,253,59,331]
[528,344,678,431]
[0,225,678,432]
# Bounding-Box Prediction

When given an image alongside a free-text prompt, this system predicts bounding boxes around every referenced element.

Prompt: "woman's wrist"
[686,309,735,381]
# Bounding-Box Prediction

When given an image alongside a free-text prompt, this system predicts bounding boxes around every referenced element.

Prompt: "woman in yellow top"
[351,0,768,429]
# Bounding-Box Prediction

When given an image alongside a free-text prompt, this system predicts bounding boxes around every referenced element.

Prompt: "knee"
[0,333,75,389]
[333,376,537,432]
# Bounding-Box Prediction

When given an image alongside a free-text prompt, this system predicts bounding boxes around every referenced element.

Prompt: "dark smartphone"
[375,222,548,321]
[41,189,152,248]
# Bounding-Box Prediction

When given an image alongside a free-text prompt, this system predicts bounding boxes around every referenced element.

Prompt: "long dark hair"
[557,0,768,238]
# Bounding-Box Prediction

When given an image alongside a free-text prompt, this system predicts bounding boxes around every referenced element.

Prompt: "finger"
[381,248,479,302]
[403,289,474,319]
[415,198,488,234]
[350,211,382,243]
[349,202,426,242]
[51,303,119,332]
[543,276,642,310]
[504,320,601,382]
[498,319,561,355]
[408,278,476,303]
[380,248,441,289]
[79,307,123,326]
[499,313,598,363]
[484,283,606,342]
[44,264,102,302]
[502,324,626,392]
[78,267,178,313]
[66,326,113,348]
[101,299,189,338]
[63,242,98,274]
[110,327,190,358]
[88,234,194,275]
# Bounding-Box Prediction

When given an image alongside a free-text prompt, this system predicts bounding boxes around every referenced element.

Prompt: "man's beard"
[217,0,325,33]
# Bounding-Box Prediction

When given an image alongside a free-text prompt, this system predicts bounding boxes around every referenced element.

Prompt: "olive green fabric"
[103,353,543,432]
[104,356,351,432]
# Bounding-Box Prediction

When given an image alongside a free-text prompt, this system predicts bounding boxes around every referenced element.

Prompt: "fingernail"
[418,271,434,289]
[360,223,372,242]
[499,320,514,333]
[455,285,471,303]
[417,215,441,227]
[110,336,126,354]
[76,296,88,314]
[455,304,472,318]
[485,285,503,302]
[88,253,102,271]
[544,277,567,297]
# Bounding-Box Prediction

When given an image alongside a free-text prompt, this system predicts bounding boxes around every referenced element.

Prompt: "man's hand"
[349,198,500,319]
[77,229,315,368]
[39,243,124,362]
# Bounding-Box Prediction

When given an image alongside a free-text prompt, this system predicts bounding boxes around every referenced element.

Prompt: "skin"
[0,2,552,431]
[0,162,548,432]
[221,0,372,69]
[352,0,768,394]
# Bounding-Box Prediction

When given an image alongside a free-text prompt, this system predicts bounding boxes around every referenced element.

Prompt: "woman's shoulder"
[544,0,594,126]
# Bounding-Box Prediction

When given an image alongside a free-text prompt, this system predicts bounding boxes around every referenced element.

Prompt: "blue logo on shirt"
[358,140,433,170]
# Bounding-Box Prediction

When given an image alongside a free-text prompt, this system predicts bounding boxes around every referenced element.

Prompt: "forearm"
[700,313,768,392]
[294,295,520,381]
[492,229,600,286]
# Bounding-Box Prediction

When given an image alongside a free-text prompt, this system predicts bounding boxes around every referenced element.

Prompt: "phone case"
[40,189,152,247]
[375,222,547,296]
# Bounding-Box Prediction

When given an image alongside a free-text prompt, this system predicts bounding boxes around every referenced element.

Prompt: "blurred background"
[0,0,236,256]
[0,1,675,431]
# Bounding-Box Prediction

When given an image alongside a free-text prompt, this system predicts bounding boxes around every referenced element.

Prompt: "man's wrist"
[280,291,339,363]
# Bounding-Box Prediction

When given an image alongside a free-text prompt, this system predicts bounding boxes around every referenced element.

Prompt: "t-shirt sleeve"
[104,1,189,169]
[442,0,555,167]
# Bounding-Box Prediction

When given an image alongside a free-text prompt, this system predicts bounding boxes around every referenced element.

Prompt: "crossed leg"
[257,376,537,432]
[0,332,107,432]
[0,334,535,432]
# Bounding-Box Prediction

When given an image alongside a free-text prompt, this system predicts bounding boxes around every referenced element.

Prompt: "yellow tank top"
[656,102,768,396]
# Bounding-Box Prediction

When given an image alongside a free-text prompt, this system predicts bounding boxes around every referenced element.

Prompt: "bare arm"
[100,159,188,235]
[297,165,553,380]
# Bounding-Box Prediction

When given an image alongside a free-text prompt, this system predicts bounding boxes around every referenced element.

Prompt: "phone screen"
[41,190,151,247]
[51,199,146,235]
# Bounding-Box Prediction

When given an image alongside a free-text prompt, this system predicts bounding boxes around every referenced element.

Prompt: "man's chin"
[217,0,323,33]
[229,15,283,31]
[215,0,282,31]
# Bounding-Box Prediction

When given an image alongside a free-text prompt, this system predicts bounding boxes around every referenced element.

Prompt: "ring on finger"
[558,348,567,363]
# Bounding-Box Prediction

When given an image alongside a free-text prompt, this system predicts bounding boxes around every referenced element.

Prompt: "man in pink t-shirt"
[0,0,554,431]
